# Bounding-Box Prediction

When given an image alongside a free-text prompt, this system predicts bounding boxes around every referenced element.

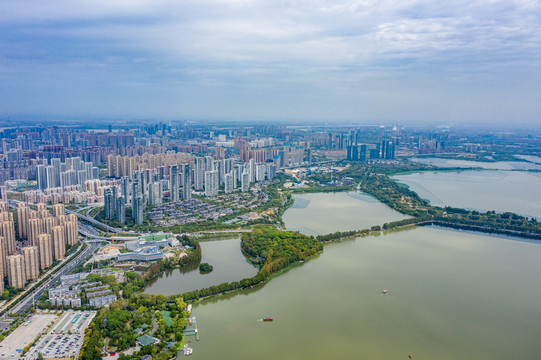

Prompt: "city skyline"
[1,0,540,126]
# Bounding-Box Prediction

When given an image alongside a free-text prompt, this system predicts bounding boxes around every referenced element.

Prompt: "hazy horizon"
[1,0,540,126]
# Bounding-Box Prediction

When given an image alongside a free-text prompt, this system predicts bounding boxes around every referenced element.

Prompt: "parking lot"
[0,312,59,359]
[25,310,96,359]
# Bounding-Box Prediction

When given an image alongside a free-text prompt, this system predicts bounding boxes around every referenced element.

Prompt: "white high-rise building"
[241,171,250,192]
[224,173,234,194]
[256,164,267,182]
[205,170,219,197]
[195,157,205,190]
[248,159,256,183]
[183,164,192,200]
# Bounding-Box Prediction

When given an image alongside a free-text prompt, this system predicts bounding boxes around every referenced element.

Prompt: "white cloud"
[1,0,540,122]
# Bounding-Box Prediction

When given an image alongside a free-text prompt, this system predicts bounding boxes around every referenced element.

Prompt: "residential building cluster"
[104,152,277,225]
[0,202,79,294]
[49,277,118,308]
[147,199,234,227]
[23,178,120,204]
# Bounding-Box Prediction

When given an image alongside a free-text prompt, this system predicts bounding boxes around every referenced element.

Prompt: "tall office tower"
[267,164,277,180]
[52,204,65,217]
[37,165,47,190]
[256,164,266,182]
[385,141,395,160]
[232,169,238,189]
[241,171,250,192]
[194,157,205,190]
[0,221,16,255]
[212,159,224,184]
[235,164,244,184]
[121,176,130,205]
[132,178,141,203]
[359,144,367,162]
[132,196,144,224]
[28,218,41,246]
[116,196,126,224]
[0,237,5,277]
[51,158,61,186]
[204,155,213,171]
[77,170,87,186]
[7,254,25,289]
[205,170,218,197]
[36,203,47,212]
[21,246,39,281]
[0,278,3,296]
[104,188,116,220]
[139,171,147,196]
[51,226,65,260]
[0,186,6,202]
[249,159,256,183]
[0,201,7,213]
[85,161,93,180]
[170,165,180,202]
[45,165,57,189]
[71,156,83,171]
[38,234,53,269]
[149,182,162,206]
[182,164,192,200]
[224,158,235,176]
[224,173,234,194]
[60,169,76,187]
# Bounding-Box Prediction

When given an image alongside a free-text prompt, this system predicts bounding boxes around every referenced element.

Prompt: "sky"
[0,0,540,125]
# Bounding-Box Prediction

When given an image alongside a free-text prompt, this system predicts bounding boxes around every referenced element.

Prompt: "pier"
[182,321,199,341]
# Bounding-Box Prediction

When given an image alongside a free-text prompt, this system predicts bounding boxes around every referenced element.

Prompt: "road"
[65,208,121,233]
[190,229,252,236]
[8,240,100,315]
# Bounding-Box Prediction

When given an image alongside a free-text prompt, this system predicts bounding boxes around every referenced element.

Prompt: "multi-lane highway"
[65,208,121,233]
[8,240,100,315]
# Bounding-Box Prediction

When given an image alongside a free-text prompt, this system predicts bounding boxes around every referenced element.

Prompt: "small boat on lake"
[382,289,389,294]
[263,317,273,321]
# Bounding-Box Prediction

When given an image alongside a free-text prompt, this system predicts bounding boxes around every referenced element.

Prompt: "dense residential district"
[0,122,539,359]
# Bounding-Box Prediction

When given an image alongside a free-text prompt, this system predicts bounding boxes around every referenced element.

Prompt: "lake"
[392,170,541,219]
[282,191,409,235]
[410,157,541,170]
[189,226,541,359]
[144,237,258,295]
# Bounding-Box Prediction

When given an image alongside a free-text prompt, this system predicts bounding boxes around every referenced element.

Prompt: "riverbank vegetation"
[337,162,541,237]
[179,228,322,302]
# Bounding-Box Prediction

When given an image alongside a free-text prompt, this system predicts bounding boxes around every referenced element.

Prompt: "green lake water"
[144,189,541,360]
[144,238,257,295]
[189,226,541,359]
[392,170,541,219]
[282,191,409,235]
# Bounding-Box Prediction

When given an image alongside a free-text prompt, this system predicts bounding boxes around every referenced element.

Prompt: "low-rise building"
[117,246,164,262]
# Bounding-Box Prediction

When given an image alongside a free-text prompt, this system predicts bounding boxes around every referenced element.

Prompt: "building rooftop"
[136,334,157,346]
